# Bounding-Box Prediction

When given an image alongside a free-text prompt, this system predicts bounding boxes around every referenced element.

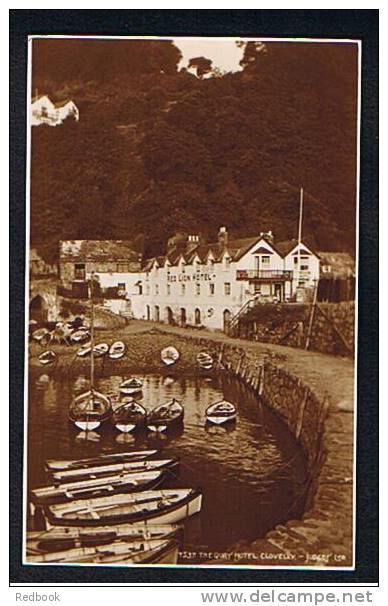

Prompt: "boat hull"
[45,489,201,527]
[206,414,237,425]
[31,471,167,506]
[45,450,158,472]
[50,459,179,484]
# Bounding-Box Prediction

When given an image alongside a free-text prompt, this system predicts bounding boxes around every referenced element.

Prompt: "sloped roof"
[60,240,141,263]
[276,239,319,258]
[55,99,77,108]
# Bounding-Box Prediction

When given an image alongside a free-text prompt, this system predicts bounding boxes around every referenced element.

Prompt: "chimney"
[218,226,229,250]
[186,234,202,253]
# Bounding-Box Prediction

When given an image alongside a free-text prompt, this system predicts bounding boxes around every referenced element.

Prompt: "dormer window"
[208,257,214,270]
[223,255,231,270]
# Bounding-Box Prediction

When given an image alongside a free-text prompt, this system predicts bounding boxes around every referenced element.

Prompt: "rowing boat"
[112,400,146,433]
[196,352,214,371]
[68,390,112,431]
[38,350,57,366]
[119,378,143,395]
[160,346,180,366]
[44,488,202,526]
[205,400,237,425]
[49,458,179,484]
[109,341,126,360]
[146,399,184,433]
[45,449,158,472]
[30,469,167,505]
[93,342,109,357]
[26,538,180,565]
[27,524,182,555]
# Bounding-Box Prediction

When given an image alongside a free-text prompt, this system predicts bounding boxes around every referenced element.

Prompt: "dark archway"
[195,308,201,325]
[166,307,174,325]
[154,305,160,323]
[223,309,231,333]
[180,308,187,327]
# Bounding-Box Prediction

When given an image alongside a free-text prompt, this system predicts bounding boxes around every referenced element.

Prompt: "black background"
[9,9,379,585]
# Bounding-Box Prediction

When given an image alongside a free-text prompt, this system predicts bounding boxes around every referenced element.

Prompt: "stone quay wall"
[237,301,355,357]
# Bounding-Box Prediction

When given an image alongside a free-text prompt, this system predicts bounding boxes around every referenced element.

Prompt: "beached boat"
[76,343,92,357]
[70,328,90,344]
[161,346,180,366]
[205,400,237,425]
[27,524,182,555]
[93,342,109,357]
[196,352,214,371]
[119,378,143,395]
[50,458,179,484]
[45,449,158,472]
[109,341,126,360]
[26,538,179,565]
[38,350,57,366]
[44,488,202,527]
[69,390,112,431]
[32,327,50,345]
[112,400,146,433]
[146,399,184,433]
[30,469,167,506]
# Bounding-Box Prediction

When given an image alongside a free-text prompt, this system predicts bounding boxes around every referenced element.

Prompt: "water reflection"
[28,372,307,554]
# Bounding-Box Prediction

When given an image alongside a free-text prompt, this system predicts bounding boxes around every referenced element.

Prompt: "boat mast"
[297,187,304,287]
[90,271,95,391]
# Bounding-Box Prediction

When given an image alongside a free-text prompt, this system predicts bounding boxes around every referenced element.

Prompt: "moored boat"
[109,341,126,360]
[146,399,184,432]
[69,389,112,431]
[112,400,146,433]
[38,350,57,366]
[30,469,167,506]
[119,378,143,395]
[44,487,202,527]
[26,538,179,565]
[196,352,214,371]
[160,346,180,366]
[69,274,111,430]
[205,400,237,425]
[49,458,179,484]
[27,523,182,555]
[45,449,158,472]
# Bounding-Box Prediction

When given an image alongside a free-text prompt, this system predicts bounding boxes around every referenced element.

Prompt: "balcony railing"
[236,270,293,281]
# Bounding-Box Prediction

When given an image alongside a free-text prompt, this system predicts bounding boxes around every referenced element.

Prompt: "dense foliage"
[30,39,358,262]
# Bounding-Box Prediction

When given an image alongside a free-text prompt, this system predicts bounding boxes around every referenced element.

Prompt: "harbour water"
[28,372,307,564]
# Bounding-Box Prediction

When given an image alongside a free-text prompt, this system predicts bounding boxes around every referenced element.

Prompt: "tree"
[188,56,213,79]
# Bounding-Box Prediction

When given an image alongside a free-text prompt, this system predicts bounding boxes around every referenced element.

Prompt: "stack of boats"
[28,449,202,566]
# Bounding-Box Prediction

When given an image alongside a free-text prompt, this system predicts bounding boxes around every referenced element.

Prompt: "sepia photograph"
[24,33,360,572]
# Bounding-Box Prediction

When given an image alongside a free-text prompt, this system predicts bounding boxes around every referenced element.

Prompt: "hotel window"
[181,283,186,296]
[117,262,129,272]
[261,255,270,266]
[167,284,171,296]
[209,283,215,295]
[155,284,159,296]
[146,284,150,295]
[208,257,214,269]
[224,256,231,270]
[224,282,231,296]
[196,283,200,296]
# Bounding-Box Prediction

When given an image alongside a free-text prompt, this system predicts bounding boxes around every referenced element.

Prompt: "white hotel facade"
[93,228,320,332]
